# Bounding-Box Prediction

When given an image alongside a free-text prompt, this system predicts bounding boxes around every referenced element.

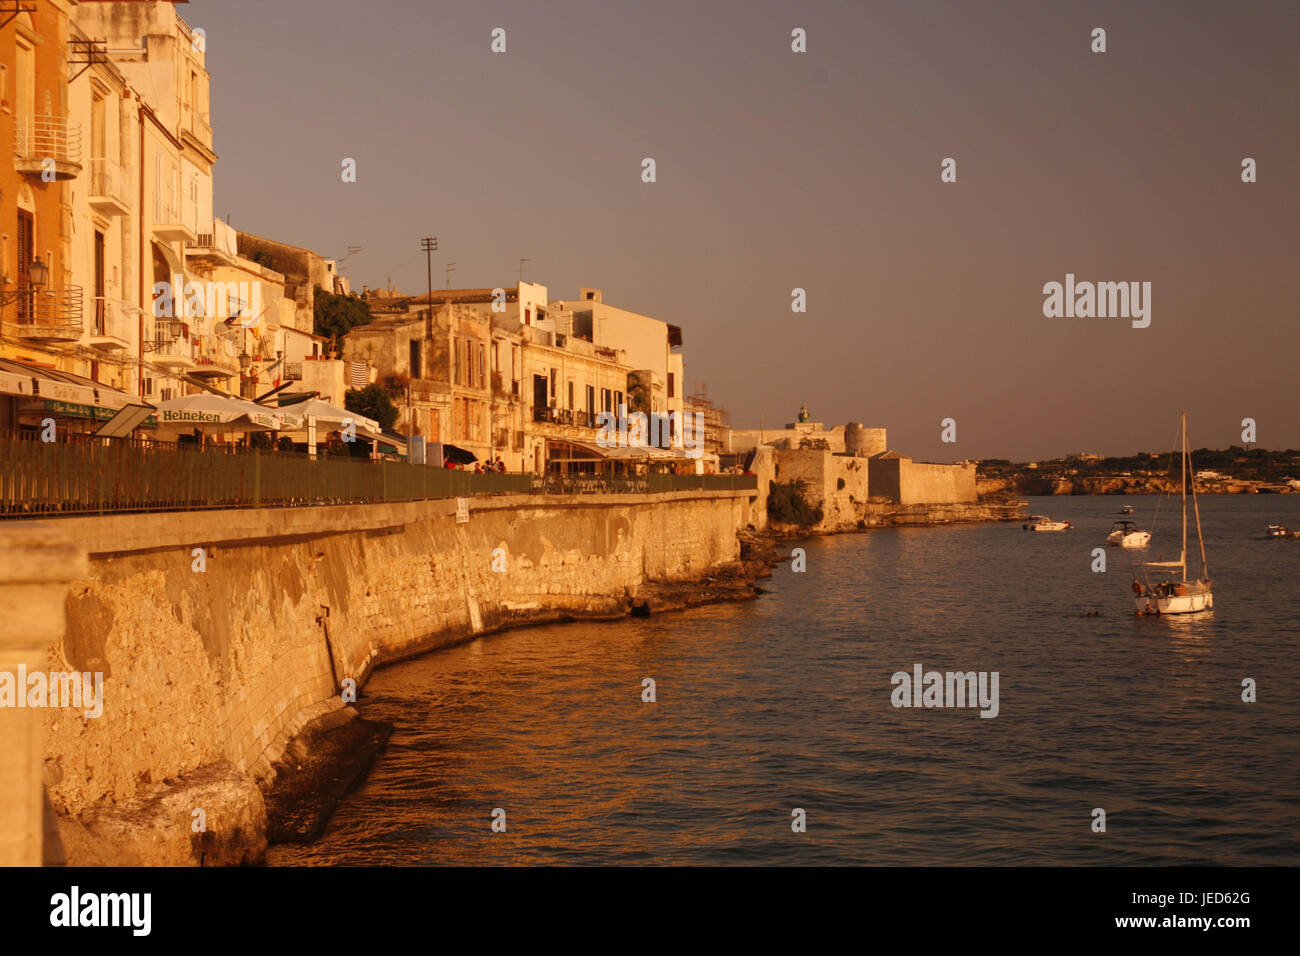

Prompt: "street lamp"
[28,256,48,288]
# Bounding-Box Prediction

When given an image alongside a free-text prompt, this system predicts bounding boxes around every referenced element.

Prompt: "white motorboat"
[1024,515,1072,532]
[1266,524,1296,539]
[1134,413,1213,616]
[1119,505,1135,515]
[1107,520,1151,548]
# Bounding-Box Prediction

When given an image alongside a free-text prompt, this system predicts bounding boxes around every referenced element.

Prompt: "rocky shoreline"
[259,532,781,852]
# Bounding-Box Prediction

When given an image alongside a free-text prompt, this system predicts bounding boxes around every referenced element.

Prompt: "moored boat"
[1119,505,1135,515]
[1133,413,1213,616]
[1107,520,1151,548]
[1024,515,1072,532]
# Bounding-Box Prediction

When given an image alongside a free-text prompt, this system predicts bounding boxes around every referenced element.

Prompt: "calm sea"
[269,495,1300,866]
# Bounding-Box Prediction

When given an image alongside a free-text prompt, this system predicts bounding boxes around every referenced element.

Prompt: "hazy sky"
[194,0,1299,461]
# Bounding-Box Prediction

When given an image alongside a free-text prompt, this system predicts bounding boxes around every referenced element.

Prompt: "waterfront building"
[73,0,218,407]
[347,282,706,473]
[0,0,86,428]
[549,287,686,443]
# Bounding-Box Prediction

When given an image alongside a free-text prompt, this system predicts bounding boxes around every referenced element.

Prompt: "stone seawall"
[37,489,757,865]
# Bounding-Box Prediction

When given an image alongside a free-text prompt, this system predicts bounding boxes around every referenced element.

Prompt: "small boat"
[1134,413,1213,616]
[1266,524,1295,539]
[1119,505,1135,515]
[1107,520,1152,548]
[1024,515,1072,532]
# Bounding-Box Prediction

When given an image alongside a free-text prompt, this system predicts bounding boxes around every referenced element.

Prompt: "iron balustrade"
[13,114,81,166]
[0,430,757,517]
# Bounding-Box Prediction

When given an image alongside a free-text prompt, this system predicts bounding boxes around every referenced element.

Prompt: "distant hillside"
[976,447,1300,495]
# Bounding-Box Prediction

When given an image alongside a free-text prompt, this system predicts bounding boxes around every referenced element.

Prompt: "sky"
[192,0,1299,462]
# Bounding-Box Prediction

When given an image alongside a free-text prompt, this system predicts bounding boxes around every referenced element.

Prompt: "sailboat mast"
[1188,418,1209,579]
[1180,412,1188,582]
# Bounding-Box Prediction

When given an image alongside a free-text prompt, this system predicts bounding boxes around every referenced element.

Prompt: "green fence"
[0,430,528,516]
[0,430,756,517]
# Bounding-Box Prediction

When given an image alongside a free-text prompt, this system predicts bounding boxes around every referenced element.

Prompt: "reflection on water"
[270,496,1300,866]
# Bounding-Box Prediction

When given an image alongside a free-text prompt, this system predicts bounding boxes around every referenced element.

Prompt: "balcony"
[153,195,196,243]
[88,158,132,216]
[147,320,195,370]
[13,114,82,180]
[182,105,213,152]
[185,219,239,264]
[533,406,576,426]
[87,297,134,351]
[2,286,84,343]
[190,353,237,380]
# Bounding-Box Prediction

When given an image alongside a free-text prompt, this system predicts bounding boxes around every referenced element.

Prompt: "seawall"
[37,488,758,865]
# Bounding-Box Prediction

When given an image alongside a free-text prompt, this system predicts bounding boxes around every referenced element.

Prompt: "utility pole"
[418,237,438,446]
[420,234,437,339]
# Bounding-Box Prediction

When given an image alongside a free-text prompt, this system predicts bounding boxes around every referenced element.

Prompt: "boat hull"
[1135,587,1213,615]
[1108,530,1151,548]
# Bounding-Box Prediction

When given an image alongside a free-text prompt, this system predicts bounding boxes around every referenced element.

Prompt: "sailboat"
[1133,413,1213,615]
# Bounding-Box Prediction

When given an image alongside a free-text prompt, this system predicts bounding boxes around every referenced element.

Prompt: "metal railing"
[0,430,531,517]
[89,157,130,208]
[530,473,756,495]
[154,194,180,226]
[0,430,757,517]
[3,286,83,340]
[90,296,133,341]
[13,114,81,165]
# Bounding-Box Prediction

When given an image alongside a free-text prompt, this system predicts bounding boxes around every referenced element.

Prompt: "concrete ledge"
[31,488,757,557]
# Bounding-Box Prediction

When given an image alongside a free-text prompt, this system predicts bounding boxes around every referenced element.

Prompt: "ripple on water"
[268,496,1300,866]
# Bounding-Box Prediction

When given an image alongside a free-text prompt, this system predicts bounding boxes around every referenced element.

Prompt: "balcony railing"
[89,157,131,214]
[13,114,82,178]
[147,321,194,366]
[153,193,196,241]
[88,297,133,349]
[285,362,303,381]
[3,286,84,341]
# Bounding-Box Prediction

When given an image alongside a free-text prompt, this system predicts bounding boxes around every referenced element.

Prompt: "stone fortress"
[733,407,983,533]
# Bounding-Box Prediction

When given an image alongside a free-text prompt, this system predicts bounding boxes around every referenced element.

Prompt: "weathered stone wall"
[898,460,977,504]
[773,449,870,531]
[39,489,754,863]
[869,456,977,505]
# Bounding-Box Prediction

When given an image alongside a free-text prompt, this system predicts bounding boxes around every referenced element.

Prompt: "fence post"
[0,524,87,866]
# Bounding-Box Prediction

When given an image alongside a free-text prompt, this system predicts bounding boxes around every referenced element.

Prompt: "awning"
[152,240,186,291]
[152,392,283,431]
[276,398,382,440]
[545,437,705,462]
[0,358,146,415]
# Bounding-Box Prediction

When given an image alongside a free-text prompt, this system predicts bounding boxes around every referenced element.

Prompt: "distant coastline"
[976,446,1300,496]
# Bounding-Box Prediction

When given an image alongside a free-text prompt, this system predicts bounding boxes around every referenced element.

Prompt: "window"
[601,388,611,413]
[667,372,675,398]
[585,385,595,419]
[466,340,473,386]
[549,369,557,402]
[615,390,624,414]
[567,380,574,410]
[478,344,485,387]
[409,339,421,378]
[452,337,459,384]
[524,307,530,325]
